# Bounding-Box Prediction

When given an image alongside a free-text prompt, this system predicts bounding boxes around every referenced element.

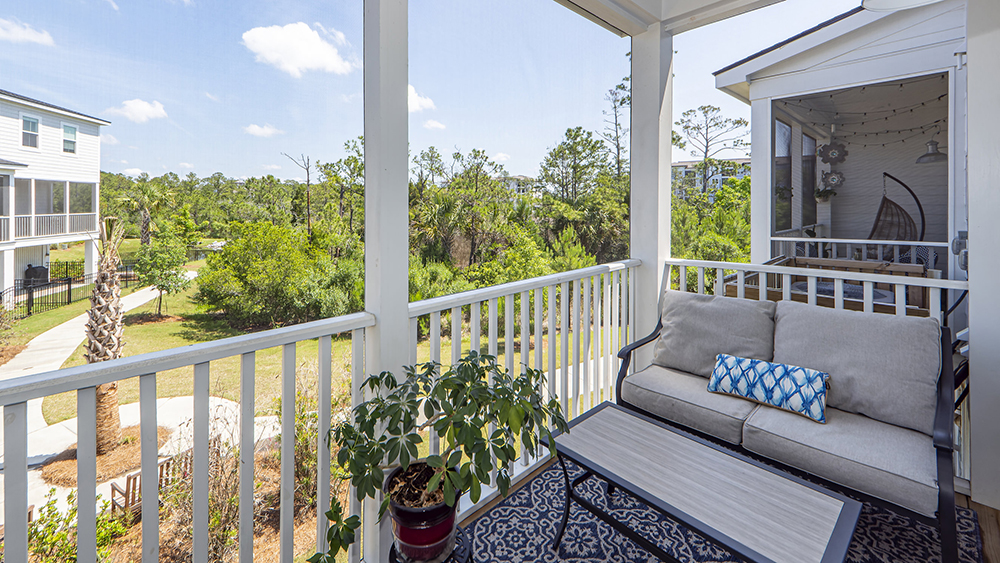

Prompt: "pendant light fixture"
[863,0,945,11]
[916,126,947,164]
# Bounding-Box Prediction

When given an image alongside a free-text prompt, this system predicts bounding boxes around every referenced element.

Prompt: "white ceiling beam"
[661,0,785,34]
[553,0,659,36]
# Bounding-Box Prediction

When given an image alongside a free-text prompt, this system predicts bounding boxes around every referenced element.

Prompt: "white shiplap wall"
[15,246,46,280]
[829,106,949,243]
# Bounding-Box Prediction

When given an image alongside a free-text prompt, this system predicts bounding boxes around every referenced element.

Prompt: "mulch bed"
[0,345,27,368]
[40,425,172,487]
[124,313,183,326]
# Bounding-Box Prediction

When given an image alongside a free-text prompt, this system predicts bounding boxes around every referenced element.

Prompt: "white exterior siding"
[15,246,46,280]
[1,103,101,184]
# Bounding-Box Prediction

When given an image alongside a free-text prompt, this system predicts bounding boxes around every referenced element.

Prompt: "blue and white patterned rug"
[469,460,984,562]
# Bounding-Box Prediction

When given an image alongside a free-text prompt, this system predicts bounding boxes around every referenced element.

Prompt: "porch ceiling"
[554,0,786,36]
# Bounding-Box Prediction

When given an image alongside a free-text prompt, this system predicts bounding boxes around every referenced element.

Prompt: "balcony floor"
[461,458,993,562]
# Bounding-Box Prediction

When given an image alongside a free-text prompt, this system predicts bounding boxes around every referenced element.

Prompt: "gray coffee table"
[542,402,862,563]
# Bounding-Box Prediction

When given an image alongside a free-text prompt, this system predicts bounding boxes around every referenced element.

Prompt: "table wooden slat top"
[556,404,852,563]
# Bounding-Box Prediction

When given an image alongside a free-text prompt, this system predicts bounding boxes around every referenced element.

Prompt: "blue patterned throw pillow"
[708,354,830,423]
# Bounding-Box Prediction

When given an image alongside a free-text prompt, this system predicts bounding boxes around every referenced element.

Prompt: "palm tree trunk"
[140,209,151,246]
[95,382,122,455]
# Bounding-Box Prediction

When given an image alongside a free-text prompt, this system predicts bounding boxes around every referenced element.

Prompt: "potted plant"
[814,186,837,202]
[310,350,568,563]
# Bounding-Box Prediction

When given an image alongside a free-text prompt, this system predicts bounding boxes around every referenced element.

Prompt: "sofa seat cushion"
[772,300,941,436]
[652,290,777,378]
[621,364,759,444]
[743,405,938,518]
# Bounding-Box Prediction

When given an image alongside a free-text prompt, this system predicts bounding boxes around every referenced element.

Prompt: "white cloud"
[242,22,353,78]
[494,152,511,162]
[205,92,219,102]
[243,123,283,138]
[100,133,119,145]
[104,0,119,10]
[179,162,194,169]
[262,164,281,170]
[313,22,348,46]
[423,120,446,130]
[0,18,55,46]
[408,85,435,113]
[122,168,144,176]
[105,99,168,123]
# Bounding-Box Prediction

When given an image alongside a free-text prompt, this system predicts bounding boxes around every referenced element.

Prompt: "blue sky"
[1,0,858,180]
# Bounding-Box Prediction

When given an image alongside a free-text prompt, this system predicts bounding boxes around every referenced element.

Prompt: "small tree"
[136,233,191,316]
[674,105,748,192]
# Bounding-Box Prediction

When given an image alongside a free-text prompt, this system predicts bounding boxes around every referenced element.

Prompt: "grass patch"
[8,285,142,347]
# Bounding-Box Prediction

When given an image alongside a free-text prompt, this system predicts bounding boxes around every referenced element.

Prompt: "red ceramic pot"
[385,464,460,562]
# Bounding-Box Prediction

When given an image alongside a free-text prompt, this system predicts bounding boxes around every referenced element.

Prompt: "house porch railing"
[0,257,970,562]
[9,213,98,239]
[771,236,950,268]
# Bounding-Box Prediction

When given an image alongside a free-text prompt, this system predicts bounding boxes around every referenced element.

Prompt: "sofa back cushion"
[772,300,941,435]
[651,290,777,378]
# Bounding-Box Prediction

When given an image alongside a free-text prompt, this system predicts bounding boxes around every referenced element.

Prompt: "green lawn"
[48,238,223,262]
[9,286,142,347]
[40,284,622,425]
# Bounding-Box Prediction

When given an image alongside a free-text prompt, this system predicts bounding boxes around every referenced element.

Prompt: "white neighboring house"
[0,89,107,293]
[671,158,751,197]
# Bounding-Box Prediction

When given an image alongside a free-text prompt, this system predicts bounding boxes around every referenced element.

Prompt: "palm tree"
[118,175,174,246]
[86,218,127,455]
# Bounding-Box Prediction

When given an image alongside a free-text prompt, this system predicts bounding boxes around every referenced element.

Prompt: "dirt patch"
[0,344,27,367]
[125,313,183,326]
[386,462,445,508]
[40,425,172,487]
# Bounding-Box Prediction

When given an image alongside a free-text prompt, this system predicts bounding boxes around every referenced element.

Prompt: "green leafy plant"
[26,489,128,563]
[312,350,568,559]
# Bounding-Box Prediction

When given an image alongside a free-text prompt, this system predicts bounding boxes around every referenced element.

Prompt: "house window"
[802,134,818,227]
[774,120,793,231]
[22,116,39,148]
[63,125,77,154]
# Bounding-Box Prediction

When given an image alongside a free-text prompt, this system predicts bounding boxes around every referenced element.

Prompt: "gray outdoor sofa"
[615,289,958,562]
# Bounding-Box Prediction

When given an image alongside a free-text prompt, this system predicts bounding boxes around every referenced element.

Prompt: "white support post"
[84,238,99,277]
[750,98,774,263]
[967,0,1000,510]
[630,22,673,368]
[2,248,14,294]
[364,0,409,558]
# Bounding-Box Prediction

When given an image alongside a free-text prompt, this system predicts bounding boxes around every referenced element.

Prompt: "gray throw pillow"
[651,290,777,378]
[772,300,941,436]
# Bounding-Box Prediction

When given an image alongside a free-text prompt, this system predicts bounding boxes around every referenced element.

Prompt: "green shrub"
[24,489,127,563]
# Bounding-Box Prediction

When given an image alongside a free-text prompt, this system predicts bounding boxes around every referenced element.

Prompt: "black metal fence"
[3,265,139,320]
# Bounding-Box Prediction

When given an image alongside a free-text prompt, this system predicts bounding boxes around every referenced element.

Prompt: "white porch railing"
[34,214,67,236]
[407,259,640,521]
[771,236,950,268]
[69,213,98,233]
[15,215,31,238]
[0,312,375,563]
[0,217,9,241]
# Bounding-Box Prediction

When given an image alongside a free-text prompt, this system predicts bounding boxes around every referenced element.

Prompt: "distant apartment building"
[671,158,750,197]
[0,89,107,292]
[501,175,536,195]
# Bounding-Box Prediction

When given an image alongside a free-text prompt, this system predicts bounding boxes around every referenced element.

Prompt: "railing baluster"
[807,276,817,306]
[603,273,612,402]
[316,339,332,556]
[452,306,462,365]
[628,267,635,366]
[520,290,530,466]
[737,270,745,299]
[560,282,569,418]
[610,271,620,397]
[239,353,255,563]
[717,268,725,297]
[930,287,943,323]
[3,401,28,563]
[581,277,590,415]
[429,312,441,458]
[782,273,791,301]
[834,278,845,310]
[547,285,557,407]
[680,265,688,291]
[489,298,499,356]
[758,270,768,301]
[280,344,296,562]
[592,276,601,410]
[350,328,364,563]
[471,301,481,355]
[895,284,907,316]
[697,267,705,294]
[140,373,159,563]
[409,318,418,366]
[534,288,543,372]
[572,279,581,415]
[193,363,211,563]
[77,387,97,563]
[505,296,514,374]
[863,281,874,313]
